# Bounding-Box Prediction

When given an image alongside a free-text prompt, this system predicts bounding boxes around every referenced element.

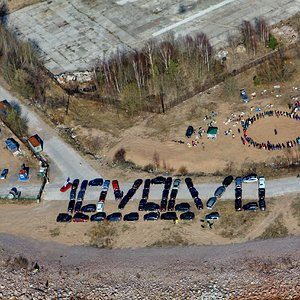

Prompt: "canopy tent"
[207,126,218,139]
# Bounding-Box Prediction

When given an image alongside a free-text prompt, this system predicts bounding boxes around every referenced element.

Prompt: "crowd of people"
[241,110,300,150]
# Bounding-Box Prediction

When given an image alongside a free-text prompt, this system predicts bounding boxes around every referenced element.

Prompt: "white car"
[258,176,265,189]
[96,201,104,212]
[243,174,258,183]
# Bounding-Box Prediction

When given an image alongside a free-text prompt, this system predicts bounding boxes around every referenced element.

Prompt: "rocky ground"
[0,234,299,299]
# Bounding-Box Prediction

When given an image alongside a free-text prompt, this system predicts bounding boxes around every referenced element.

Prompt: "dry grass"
[258,214,289,240]
[88,222,118,249]
[49,227,60,237]
[291,197,300,226]
[7,0,43,12]
[149,233,189,247]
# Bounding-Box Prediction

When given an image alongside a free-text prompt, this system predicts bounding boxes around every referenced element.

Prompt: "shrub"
[113,147,126,164]
[259,214,288,239]
[88,222,117,248]
[268,35,278,50]
[178,165,188,176]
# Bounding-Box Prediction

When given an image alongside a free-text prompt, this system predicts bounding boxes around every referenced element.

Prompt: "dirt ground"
[7,0,43,12]
[0,193,299,249]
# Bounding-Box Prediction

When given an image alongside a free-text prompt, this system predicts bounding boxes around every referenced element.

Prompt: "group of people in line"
[241,109,300,150]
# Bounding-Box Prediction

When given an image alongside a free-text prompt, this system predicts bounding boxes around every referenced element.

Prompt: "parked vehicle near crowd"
[164,177,173,190]
[243,174,258,183]
[151,176,166,184]
[168,199,175,211]
[185,177,193,189]
[259,199,266,211]
[144,202,160,211]
[133,179,143,190]
[68,200,75,213]
[123,212,139,221]
[194,197,203,210]
[205,212,220,221]
[81,204,96,213]
[138,198,147,211]
[60,177,72,192]
[180,211,195,220]
[258,176,265,189]
[91,212,106,222]
[173,178,181,189]
[214,186,225,198]
[144,212,160,221]
[72,179,80,189]
[56,213,72,222]
[235,198,242,211]
[258,188,265,200]
[222,175,233,187]
[80,180,88,191]
[102,180,110,192]
[0,168,8,179]
[170,189,178,200]
[240,88,249,103]
[206,197,217,209]
[112,180,123,201]
[88,178,103,186]
[142,189,149,200]
[235,188,242,200]
[189,187,198,198]
[243,202,258,211]
[160,198,167,212]
[235,177,243,188]
[74,201,83,212]
[186,125,194,138]
[144,179,151,189]
[118,194,130,210]
[96,201,104,212]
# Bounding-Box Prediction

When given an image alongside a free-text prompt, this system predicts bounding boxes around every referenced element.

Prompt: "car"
[74,201,83,212]
[151,176,166,184]
[243,174,258,183]
[72,212,89,222]
[70,189,77,201]
[56,213,72,222]
[142,189,149,200]
[164,177,173,190]
[189,187,198,198]
[68,200,75,213]
[162,189,170,199]
[185,177,193,189]
[168,199,175,211]
[194,197,203,210]
[205,212,220,221]
[80,180,88,191]
[144,212,160,221]
[235,188,242,200]
[258,176,265,189]
[243,202,258,211]
[77,190,85,201]
[107,212,122,222]
[96,201,104,212]
[112,180,123,200]
[99,191,107,202]
[112,180,120,191]
[240,88,249,103]
[138,198,147,211]
[235,198,242,211]
[206,197,217,209]
[259,199,266,211]
[102,180,110,191]
[90,212,106,222]
[258,188,265,200]
[235,177,243,188]
[222,175,234,187]
[133,179,143,190]
[175,202,190,212]
[173,178,181,189]
[180,211,195,220]
[88,178,103,186]
[170,189,178,200]
[127,188,136,198]
[161,212,178,220]
[60,177,72,192]
[144,202,160,211]
[118,195,130,210]
[123,212,139,221]
[214,186,226,198]
[144,179,151,189]
[72,179,80,189]
[0,168,8,179]
[186,125,194,138]
[81,204,96,213]
[114,189,123,201]
[160,199,167,212]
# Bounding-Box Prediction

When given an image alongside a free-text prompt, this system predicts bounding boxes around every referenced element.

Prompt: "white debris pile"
[54,71,94,85]
[271,25,298,44]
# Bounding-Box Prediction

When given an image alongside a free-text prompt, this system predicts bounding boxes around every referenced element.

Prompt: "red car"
[60,177,72,192]
[112,180,120,191]
[112,180,123,200]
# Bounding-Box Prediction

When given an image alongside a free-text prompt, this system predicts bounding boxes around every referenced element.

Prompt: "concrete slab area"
[8,0,300,74]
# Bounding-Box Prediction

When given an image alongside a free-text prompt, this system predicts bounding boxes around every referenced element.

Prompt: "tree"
[113,148,126,164]
[240,20,257,55]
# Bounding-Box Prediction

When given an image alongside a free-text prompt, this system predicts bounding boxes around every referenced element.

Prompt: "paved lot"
[8,0,300,74]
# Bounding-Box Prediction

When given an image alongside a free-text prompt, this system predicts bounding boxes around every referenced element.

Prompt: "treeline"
[94,18,273,114]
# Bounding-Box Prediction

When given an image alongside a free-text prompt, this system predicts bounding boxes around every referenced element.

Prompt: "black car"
[99,190,107,202]
[151,176,166,184]
[124,212,139,221]
[160,198,167,212]
[189,187,198,198]
[118,194,130,210]
[81,204,96,213]
[164,177,173,190]
[56,213,72,222]
[133,179,143,190]
[80,180,88,191]
[70,189,77,201]
[194,197,203,210]
[138,198,147,211]
[77,190,85,201]
[90,212,106,222]
[144,202,160,211]
[175,202,191,212]
[258,188,265,200]
[186,125,194,138]
[88,178,103,186]
[170,189,178,200]
[127,188,137,198]
[142,189,149,200]
[259,199,266,211]
[114,190,124,201]
[222,175,234,187]
[72,179,80,189]
[72,212,89,222]
[144,179,151,189]
[180,211,195,220]
[68,200,75,213]
[107,212,122,222]
[235,198,242,211]
[206,197,217,209]
[243,202,258,211]
[162,189,170,199]
[74,201,83,212]
[161,212,178,220]
[185,177,193,189]
[144,212,160,221]
[235,188,242,200]
[168,199,175,211]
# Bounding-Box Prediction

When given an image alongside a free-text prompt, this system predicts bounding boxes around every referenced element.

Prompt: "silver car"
[206,197,217,209]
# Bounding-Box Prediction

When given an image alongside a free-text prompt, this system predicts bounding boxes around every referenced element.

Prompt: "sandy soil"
[7,0,43,12]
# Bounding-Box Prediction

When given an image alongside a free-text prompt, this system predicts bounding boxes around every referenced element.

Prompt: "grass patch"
[259,214,289,240]
[216,201,264,239]
[88,222,118,249]
[149,233,188,247]
[49,227,60,237]
[291,197,300,226]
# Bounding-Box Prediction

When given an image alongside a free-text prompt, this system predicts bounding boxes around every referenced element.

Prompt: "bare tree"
[255,17,270,46]
[240,20,257,55]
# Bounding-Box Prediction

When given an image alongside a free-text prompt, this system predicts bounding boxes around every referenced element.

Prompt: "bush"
[268,35,278,50]
[113,147,126,164]
[88,222,117,248]
[259,214,288,239]
[178,165,188,176]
